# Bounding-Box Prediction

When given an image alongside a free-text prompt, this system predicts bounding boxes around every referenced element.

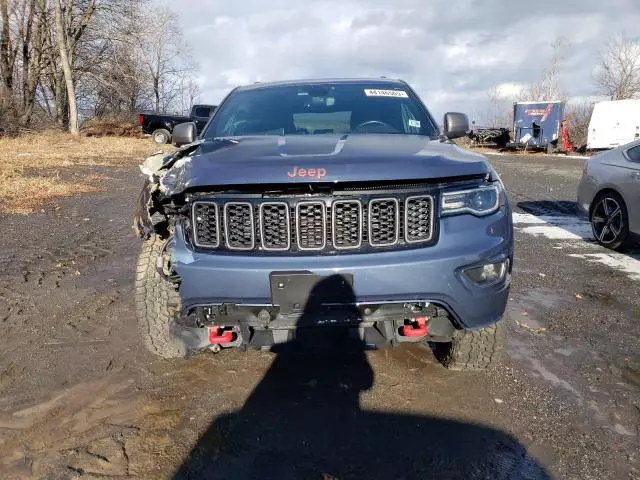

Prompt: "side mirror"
[443,112,470,140]
[173,122,196,147]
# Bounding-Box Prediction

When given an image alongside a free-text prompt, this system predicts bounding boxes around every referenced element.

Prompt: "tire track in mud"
[0,169,179,479]
[0,374,140,479]
[0,224,125,328]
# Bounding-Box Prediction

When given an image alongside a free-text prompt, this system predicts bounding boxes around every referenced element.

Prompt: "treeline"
[0,0,198,134]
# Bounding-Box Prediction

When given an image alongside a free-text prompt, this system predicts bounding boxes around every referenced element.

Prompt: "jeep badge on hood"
[287,166,327,179]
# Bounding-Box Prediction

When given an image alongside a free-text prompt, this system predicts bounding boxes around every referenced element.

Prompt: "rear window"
[193,106,212,118]
[627,144,640,162]
[204,82,437,138]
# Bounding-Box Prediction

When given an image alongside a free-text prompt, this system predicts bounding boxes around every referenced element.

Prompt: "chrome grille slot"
[192,192,436,253]
[259,202,290,251]
[332,200,362,249]
[296,202,326,250]
[224,202,255,250]
[368,198,399,246]
[405,195,434,243]
[192,202,219,248]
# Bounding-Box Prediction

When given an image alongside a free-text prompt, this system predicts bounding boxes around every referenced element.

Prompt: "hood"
[161,134,490,195]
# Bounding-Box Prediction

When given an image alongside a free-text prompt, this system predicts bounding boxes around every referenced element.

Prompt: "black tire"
[434,317,506,370]
[152,128,171,145]
[135,235,187,359]
[589,191,631,252]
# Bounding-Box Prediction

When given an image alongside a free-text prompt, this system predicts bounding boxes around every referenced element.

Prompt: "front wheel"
[590,191,631,251]
[135,235,187,359]
[434,317,506,370]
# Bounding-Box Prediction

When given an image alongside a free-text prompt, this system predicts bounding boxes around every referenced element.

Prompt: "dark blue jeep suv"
[133,78,513,370]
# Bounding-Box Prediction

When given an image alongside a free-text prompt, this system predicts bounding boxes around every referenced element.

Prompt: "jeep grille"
[191,194,435,254]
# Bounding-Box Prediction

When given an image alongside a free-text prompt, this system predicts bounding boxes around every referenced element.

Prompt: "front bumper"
[170,204,513,338]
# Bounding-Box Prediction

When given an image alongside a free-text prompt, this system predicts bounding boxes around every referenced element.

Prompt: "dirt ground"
[0,147,638,479]
[0,132,171,213]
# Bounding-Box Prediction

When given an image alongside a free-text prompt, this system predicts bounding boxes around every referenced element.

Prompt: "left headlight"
[441,184,501,216]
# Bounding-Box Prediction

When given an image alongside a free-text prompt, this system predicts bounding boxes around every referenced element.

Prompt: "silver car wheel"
[591,196,624,244]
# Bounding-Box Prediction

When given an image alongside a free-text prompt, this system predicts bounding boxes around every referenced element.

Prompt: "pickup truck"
[133,78,513,370]
[138,104,217,144]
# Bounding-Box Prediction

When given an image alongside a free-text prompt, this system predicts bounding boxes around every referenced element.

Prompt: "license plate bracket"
[269,271,354,315]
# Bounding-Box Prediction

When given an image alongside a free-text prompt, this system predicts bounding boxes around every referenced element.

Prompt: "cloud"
[171,0,640,123]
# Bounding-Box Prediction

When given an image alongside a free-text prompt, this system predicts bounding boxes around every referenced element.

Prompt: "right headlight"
[441,184,502,216]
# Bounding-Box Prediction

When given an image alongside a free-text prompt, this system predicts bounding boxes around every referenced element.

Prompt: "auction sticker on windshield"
[364,89,409,98]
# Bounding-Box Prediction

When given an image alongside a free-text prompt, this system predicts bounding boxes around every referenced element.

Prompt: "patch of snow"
[568,253,640,281]
[512,212,593,240]
[560,155,588,160]
[512,213,548,224]
[519,224,592,240]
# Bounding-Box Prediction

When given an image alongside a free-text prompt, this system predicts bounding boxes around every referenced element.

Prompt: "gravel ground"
[0,153,638,479]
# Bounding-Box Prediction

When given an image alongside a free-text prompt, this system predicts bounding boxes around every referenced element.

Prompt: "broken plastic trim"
[132,177,158,239]
[155,236,181,284]
[133,138,243,239]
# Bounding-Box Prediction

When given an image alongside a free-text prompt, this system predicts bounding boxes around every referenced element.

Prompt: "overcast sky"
[172,0,640,123]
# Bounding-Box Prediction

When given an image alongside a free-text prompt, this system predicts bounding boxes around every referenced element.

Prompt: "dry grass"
[0,131,173,214]
[0,165,102,214]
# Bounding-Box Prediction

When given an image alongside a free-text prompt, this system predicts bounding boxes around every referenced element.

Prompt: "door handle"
[632,172,640,181]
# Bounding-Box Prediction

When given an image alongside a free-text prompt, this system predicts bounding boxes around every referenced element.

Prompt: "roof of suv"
[235,78,408,92]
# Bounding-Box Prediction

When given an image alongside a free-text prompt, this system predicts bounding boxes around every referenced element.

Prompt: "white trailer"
[587,99,640,150]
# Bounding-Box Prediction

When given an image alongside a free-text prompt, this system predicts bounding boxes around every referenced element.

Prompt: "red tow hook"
[401,317,429,337]
[208,327,235,345]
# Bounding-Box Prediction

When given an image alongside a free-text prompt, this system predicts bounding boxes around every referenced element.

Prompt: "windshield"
[204,82,438,138]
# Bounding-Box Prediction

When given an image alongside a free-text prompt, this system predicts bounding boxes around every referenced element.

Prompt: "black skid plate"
[269,271,355,315]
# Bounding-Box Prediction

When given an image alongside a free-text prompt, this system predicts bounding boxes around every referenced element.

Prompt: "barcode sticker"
[364,89,409,98]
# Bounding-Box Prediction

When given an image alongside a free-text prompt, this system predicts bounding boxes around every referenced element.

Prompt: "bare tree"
[130,4,195,112]
[519,37,570,101]
[0,0,199,130]
[181,73,201,114]
[485,84,512,127]
[54,0,77,133]
[0,0,18,106]
[565,100,594,147]
[594,35,640,100]
[18,0,48,125]
[53,0,99,133]
[84,42,151,118]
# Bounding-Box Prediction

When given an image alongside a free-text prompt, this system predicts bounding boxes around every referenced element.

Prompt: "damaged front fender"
[132,139,239,239]
[132,177,158,239]
[132,146,197,239]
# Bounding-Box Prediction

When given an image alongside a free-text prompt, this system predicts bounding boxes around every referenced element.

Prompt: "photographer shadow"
[173,274,550,480]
